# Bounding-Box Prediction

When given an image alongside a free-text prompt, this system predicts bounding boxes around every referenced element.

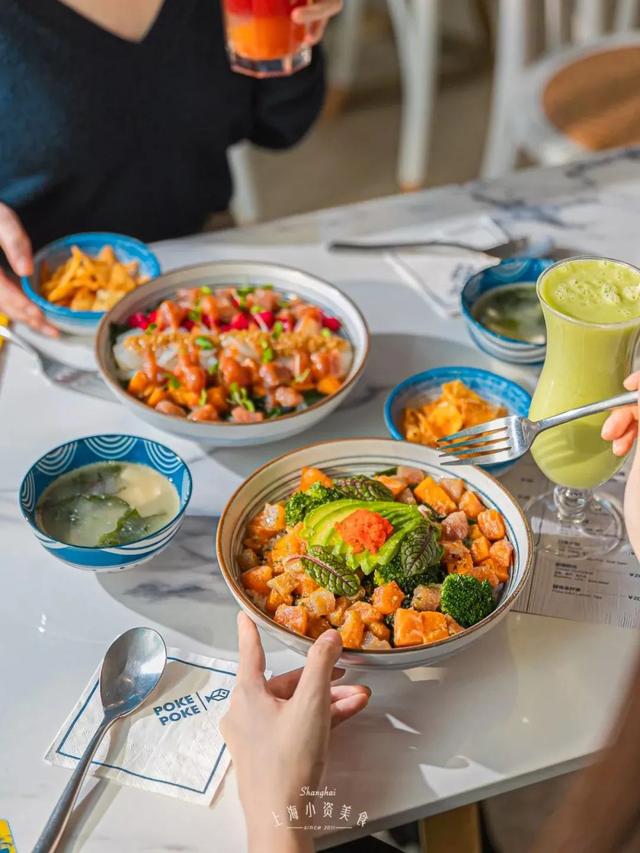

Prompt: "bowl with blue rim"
[21,232,161,336]
[19,434,192,571]
[461,257,554,365]
[385,366,532,476]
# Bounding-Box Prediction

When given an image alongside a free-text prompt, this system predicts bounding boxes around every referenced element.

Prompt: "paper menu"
[502,457,640,630]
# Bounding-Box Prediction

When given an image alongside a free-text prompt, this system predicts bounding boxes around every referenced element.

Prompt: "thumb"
[0,203,32,277]
[295,629,342,708]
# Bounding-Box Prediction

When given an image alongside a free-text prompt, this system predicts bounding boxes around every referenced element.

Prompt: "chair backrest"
[543,0,640,51]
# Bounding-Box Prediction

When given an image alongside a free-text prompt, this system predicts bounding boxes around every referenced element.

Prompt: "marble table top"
[3,149,640,852]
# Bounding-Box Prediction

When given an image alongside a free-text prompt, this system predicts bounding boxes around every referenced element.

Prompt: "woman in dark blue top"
[0,0,340,334]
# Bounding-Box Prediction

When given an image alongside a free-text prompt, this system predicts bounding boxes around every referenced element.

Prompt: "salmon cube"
[328,596,349,627]
[266,588,292,612]
[300,466,333,491]
[293,572,320,596]
[393,608,424,647]
[270,525,306,564]
[490,539,514,571]
[362,630,392,650]
[445,614,464,635]
[348,601,384,625]
[308,616,331,639]
[411,584,441,612]
[470,535,491,564]
[267,572,298,597]
[338,609,365,649]
[397,487,417,505]
[375,475,407,498]
[414,477,457,516]
[274,604,309,636]
[442,541,473,575]
[245,590,268,610]
[396,466,425,485]
[368,620,391,641]
[469,523,483,540]
[238,548,259,571]
[303,589,336,617]
[440,477,465,503]
[371,581,405,615]
[247,503,286,542]
[477,509,506,541]
[421,611,449,644]
[241,565,273,595]
[459,491,485,520]
[473,560,500,588]
[441,510,469,541]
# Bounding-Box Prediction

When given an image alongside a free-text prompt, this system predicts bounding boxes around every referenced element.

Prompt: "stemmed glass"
[527,257,640,558]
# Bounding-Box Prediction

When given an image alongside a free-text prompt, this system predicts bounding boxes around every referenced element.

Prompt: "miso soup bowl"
[216,438,533,670]
[19,434,192,571]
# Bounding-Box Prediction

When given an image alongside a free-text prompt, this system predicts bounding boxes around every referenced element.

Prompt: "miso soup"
[472,282,545,344]
[36,461,179,547]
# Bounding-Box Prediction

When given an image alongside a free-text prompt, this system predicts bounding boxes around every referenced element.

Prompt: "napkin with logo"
[382,216,508,317]
[45,648,256,805]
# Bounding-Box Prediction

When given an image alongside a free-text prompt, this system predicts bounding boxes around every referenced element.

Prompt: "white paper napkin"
[45,648,256,806]
[382,216,508,317]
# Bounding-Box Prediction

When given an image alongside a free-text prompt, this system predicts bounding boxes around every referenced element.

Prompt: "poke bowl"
[461,256,554,364]
[95,261,369,446]
[21,232,161,336]
[385,366,532,476]
[19,434,192,571]
[216,438,533,669]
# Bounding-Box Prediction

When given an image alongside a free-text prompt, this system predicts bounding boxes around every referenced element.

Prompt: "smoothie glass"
[222,0,312,78]
[528,256,640,557]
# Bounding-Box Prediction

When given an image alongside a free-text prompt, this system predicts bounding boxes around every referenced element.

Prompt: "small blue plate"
[19,434,192,571]
[22,232,161,335]
[385,366,532,476]
[461,257,553,365]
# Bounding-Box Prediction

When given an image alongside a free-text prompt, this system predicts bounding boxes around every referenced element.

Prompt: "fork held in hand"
[437,390,638,467]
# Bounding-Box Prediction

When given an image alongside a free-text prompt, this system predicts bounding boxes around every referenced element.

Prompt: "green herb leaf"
[237,286,255,296]
[168,375,181,389]
[98,508,160,547]
[146,322,157,334]
[228,383,255,412]
[250,304,264,315]
[200,285,212,294]
[321,328,331,339]
[261,346,274,363]
[198,388,207,406]
[333,475,393,502]
[399,522,443,577]
[267,405,284,419]
[207,362,218,375]
[272,321,284,339]
[293,547,360,597]
[294,368,310,384]
[195,335,214,350]
[188,308,202,323]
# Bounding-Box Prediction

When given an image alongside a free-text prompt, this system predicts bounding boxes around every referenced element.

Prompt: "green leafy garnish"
[198,388,207,406]
[237,286,255,296]
[303,389,325,406]
[333,475,393,502]
[292,547,360,597]
[195,335,214,350]
[399,522,443,577]
[168,375,181,389]
[228,382,255,412]
[284,483,344,526]
[294,368,310,384]
[272,321,284,339]
[200,285,212,294]
[188,307,202,323]
[207,362,219,375]
[98,508,160,547]
[260,339,274,363]
[321,328,331,339]
[145,322,157,334]
[250,304,264,315]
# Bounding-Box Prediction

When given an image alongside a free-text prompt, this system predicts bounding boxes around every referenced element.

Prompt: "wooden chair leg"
[324,0,367,119]
[418,803,482,853]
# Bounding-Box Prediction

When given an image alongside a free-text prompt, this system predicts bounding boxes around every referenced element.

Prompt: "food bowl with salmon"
[95,262,369,446]
[216,438,533,669]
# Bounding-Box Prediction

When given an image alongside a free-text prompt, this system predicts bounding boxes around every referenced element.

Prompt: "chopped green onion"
[188,308,202,323]
[237,286,255,296]
[207,362,218,375]
[195,335,214,350]
[168,375,181,389]
[294,368,310,384]
[198,389,208,406]
[228,382,255,412]
[250,304,264,315]
[272,321,284,339]
[200,285,212,294]
[267,406,284,419]
[145,322,158,334]
[321,328,331,339]
[261,346,274,363]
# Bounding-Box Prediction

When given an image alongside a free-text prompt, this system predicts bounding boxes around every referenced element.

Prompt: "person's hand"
[291,0,343,46]
[602,371,640,555]
[220,612,370,853]
[0,202,58,337]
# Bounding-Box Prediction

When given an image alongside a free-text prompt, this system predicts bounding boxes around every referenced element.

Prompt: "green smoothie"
[530,258,640,489]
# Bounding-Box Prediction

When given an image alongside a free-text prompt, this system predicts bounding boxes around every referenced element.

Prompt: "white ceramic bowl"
[95,262,369,446]
[216,438,533,669]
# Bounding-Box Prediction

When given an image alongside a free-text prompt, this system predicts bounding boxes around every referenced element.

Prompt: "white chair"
[482,0,640,179]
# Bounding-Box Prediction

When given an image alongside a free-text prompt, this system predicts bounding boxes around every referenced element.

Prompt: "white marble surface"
[3,150,640,852]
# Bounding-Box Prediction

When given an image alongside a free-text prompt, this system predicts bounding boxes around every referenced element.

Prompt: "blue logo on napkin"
[206,688,230,702]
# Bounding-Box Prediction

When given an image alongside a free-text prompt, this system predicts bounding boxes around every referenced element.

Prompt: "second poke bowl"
[95,261,369,446]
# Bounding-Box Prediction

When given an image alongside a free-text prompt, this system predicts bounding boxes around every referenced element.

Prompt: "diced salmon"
[308,615,331,639]
[300,466,333,491]
[328,596,349,627]
[393,608,424,647]
[220,353,252,388]
[238,548,259,570]
[459,491,485,520]
[421,611,449,644]
[396,466,426,485]
[371,581,405,615]
[441,510,469,541]
[362,631,392,650]
[270,525,306,564]
[470,535,491,564]
[293,572,320,596]
[267,572,298,597]
[473,559,500,588]
[274,604,309,636]
[397,487,417,504]
[338,609,365,649]
[275,386,303,408]
[266,588,292,612]
[303,589,336,617]
[477,510,506,541]
[442,541,473,575]
[247,504,286,542]
[368,620,391,641]
[231,406,265,423]
[490,539,514,571]
[317,376,342,395]
[411,584,441,611]
[259,362,292,389]
[240,564,273,594]
[375,475,407,498]
[348,601,385,625]
[440,477,465,503]
[414,477,457,515]
[155,400,186,417]
[445,614,464,635]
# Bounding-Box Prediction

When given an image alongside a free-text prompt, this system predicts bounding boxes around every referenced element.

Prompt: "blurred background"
[233,0,640,223]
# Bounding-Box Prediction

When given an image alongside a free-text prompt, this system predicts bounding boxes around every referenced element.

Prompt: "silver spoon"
[33,627,167,853]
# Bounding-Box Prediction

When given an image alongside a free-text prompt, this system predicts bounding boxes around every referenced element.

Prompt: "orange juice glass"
[223,0,312,78]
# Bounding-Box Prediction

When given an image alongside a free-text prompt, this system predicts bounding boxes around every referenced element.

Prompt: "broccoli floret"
[284,483,344,526]
[440,574,495,628]
[373,555,444,595]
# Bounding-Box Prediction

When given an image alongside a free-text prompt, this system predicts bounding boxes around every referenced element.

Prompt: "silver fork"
[436,390,637,467]
[0,324,114,402]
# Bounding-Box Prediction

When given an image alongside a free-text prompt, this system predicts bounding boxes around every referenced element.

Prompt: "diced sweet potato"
[445,614,464,636]
[362,630,392,650]
[300,466,333,491]
[270,525,306,564]
[442,541,473,575]
[421,611,449,644]
[328,596,349,627]
[266,588,292,612]
[293,572,320,596]
[375,475,407,498]
[338,609,364,649]
[308,615,331,639]
[147,387,168,408]
[472,560,500,588]
[317,376,342,395]
[414,477,457,516]
[128,370,149,397]
[490,539,514,571]
[241,564,273,594]
[348,601,384,625]
[274,604,309,636]
[440,477,465,503]
[371,581,405,615]
[267,572,298,597]
[477,509,506,541]
[303,589,336,617]
[459,491,485,520]
[247,503,286,542]
[441,510,469,541]
[470,535,491,564]
[368,620,391,641]
[393,608,424,647]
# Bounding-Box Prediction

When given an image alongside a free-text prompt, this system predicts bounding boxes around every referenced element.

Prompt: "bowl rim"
[215,436,534,657]
[19,432,192,551]
[460,256,553,348]
[383,366,532,441]
[94,260,371,431]
[21,231,162,322]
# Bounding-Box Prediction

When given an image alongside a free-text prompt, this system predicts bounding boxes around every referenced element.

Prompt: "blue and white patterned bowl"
[22,232,161,336]
[385,366,532,476]
[461,257,553,365]
[19,434,192,571]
